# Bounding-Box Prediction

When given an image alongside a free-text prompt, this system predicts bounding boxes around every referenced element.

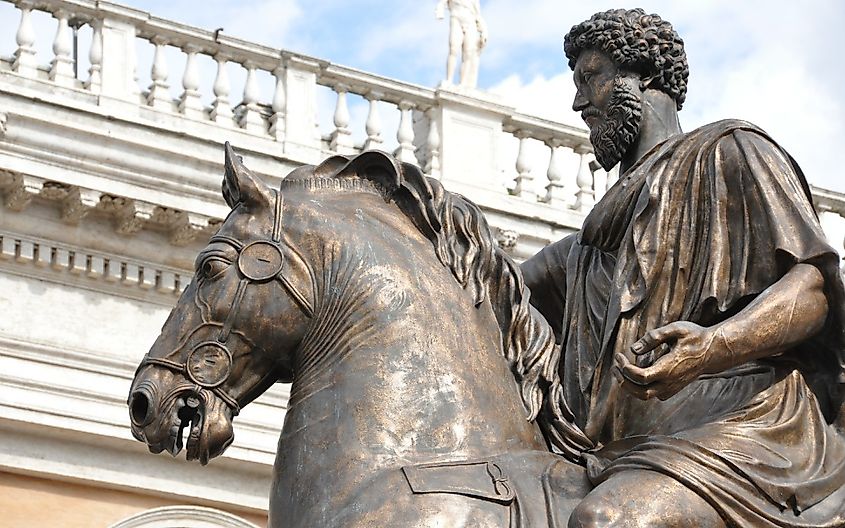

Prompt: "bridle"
[138,188,315,415]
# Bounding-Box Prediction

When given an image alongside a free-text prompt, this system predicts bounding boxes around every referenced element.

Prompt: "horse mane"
[283,151,584,458]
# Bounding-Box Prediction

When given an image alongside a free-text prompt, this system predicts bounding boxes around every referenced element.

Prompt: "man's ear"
[222,142,274,210]
[638,72,660,92]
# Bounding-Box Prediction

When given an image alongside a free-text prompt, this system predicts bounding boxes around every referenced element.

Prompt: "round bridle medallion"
[238,241,285,282]
[186,342,233,388]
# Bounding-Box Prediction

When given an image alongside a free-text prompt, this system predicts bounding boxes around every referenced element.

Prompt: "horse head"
[128,143,316,464]
[128,142,586,476]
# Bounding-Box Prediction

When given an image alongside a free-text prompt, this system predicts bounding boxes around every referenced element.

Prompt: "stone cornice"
[0,331,290,453]
[0,229,191,304]
[0,169,220,248]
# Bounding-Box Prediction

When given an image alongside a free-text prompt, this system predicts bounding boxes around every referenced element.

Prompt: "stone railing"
[0,0,612,254]
[1,0,844,259]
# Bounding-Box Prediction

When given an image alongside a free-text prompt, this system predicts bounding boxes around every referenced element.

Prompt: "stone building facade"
[1,1,844,526]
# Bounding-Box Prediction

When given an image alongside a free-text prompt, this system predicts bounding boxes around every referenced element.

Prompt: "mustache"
[581,108,602,120]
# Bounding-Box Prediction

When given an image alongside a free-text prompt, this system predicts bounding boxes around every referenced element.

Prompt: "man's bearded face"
[586,76,643,171]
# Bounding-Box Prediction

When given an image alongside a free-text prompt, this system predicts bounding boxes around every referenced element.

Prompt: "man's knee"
[568,500,671,528]
[568,496,619,528]
[567,470,725,528]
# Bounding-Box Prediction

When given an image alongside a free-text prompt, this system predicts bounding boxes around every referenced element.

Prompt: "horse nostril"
[130,390,153,427]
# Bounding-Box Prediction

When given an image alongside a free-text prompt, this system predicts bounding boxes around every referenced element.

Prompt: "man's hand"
[613,321,723,401]
[478,23,488,49]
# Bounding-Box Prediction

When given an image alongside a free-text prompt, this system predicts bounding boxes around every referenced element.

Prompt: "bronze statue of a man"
[524,9,845,527]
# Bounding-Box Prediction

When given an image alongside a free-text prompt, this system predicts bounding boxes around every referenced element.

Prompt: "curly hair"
[564,8,689,110]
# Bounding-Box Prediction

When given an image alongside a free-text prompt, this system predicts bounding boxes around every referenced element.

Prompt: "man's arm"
[616,263,828,400]
[520,235,575,342]
[435,0,447,19]
[471,0,487,42]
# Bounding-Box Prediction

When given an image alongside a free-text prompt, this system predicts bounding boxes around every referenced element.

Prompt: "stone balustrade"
[1,0,844,259]
[0,0,617,257]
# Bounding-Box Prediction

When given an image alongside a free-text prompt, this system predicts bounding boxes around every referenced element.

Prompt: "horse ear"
[222,142,273,210]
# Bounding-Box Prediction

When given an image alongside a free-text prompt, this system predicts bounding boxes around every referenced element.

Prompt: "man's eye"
[200,258,229,279]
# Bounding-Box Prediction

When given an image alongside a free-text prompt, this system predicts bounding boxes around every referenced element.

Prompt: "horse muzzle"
[128,374,235,465]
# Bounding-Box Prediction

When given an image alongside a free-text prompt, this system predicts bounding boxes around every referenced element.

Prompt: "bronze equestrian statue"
[128,145,593,526]
[128,8,845,528]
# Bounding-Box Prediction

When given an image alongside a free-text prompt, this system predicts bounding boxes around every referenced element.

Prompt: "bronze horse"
[128,145,591,527]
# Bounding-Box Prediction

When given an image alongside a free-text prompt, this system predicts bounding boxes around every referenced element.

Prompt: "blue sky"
[2,0,843,192]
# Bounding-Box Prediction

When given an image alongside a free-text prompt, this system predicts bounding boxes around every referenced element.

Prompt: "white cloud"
[489,72,579,127]
[3,0,840,193]
[481,0,845,191]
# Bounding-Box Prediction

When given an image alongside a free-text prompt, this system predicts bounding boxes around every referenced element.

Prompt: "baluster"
[573,149,596,212]
[362,91,384,151]
[592,167,608,201]
[49,10,75,86]
[817,208,845,260]
[544,139,567,206]
[269,66,286,140]
[86,20,103,93]
[13,2,37,78]
[330,84,354,154]
[179,45,203,118]
[146,38,170,109]
[210,53,233,125]
[238,61,264,133]
[394,101,417,164]
[424,107,441,179]
[605,165,619,190]
[511,132,536,200]
[841,232,845,271]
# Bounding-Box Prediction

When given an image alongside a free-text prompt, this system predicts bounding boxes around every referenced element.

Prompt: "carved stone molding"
[495,228,519,253]
[0,169,220,244]
[0,171,42,212]
[0,230,189,301]
[109,505,261,528]
[0,331,289,440]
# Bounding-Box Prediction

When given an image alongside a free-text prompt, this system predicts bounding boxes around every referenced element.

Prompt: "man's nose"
[573,91,589,112]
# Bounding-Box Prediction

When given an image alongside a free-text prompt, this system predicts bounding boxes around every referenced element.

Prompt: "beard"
[588,76,643,171]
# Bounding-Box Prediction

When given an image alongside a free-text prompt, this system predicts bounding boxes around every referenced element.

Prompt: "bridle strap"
[139,355,242,416]
[272,189,284,243]
[219,278,248,343]
[142,185,313,416]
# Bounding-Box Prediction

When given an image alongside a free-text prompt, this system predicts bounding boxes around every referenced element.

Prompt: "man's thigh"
[568,469,725,528]
[448,17,465,50]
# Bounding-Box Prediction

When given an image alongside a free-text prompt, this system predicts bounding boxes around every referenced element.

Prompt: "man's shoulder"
[668,119,783,161]
[685,119,768,143]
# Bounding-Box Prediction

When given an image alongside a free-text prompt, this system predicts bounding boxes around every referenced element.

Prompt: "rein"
[140,187,315,415]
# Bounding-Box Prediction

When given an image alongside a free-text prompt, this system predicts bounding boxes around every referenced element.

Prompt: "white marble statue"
[435,0,487,88]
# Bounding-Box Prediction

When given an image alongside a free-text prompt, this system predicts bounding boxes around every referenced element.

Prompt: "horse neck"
[281,213,545,465]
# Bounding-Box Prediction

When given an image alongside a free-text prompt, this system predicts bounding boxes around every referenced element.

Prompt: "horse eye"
[201,258,229,279]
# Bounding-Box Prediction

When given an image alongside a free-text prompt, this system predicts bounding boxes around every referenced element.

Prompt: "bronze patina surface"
[522,8,845,527]
[129,145,592,526]
[128,8,845,528]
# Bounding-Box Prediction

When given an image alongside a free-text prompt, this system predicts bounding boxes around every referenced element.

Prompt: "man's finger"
[617,352,673,385]
[630,322,687,356]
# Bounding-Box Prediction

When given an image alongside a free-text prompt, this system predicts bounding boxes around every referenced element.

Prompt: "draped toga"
[522,120,845,527]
